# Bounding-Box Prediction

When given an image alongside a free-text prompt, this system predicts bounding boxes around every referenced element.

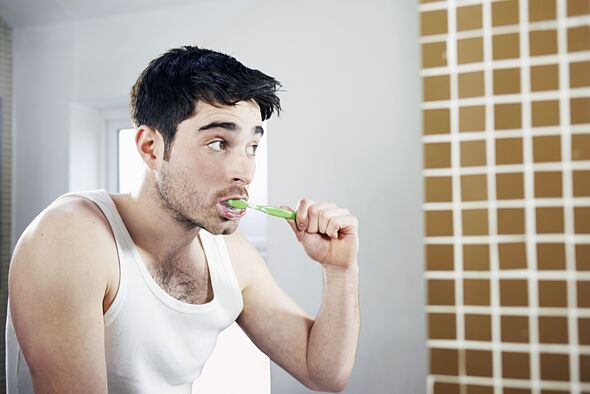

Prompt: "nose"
[226,150,255,185]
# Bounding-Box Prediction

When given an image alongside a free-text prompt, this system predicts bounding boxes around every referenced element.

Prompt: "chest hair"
[147,258,213,305]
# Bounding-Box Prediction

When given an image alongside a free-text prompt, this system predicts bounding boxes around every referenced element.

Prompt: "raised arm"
[227,199,360,393]
[8,198,118,393]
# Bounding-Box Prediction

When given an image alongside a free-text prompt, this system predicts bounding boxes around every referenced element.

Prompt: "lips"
[217,196,247,220]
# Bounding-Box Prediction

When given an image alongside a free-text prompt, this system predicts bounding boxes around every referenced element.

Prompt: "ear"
[135,126,165,171]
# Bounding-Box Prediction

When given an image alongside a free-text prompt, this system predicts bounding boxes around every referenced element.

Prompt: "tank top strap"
[56,189,128,325]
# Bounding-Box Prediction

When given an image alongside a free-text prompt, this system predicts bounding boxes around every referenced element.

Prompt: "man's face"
[154,100,263,235]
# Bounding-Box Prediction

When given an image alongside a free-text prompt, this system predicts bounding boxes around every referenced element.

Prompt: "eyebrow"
[197,121,264,137]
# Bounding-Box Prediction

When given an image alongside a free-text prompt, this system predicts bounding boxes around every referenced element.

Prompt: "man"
[6,46,360,393]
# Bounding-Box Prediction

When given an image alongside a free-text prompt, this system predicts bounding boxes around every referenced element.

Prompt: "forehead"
[193,100,262,124]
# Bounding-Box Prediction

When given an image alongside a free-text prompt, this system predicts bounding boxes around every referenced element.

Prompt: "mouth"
[217,196,248,220]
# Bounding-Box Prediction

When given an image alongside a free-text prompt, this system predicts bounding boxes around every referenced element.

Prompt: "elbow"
[325,378,350,393]
[305,373,351,393]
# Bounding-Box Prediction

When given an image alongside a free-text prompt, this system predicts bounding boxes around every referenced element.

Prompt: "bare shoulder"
[8,195,116,391]
[9,195,119,312]
[223,231,266,292]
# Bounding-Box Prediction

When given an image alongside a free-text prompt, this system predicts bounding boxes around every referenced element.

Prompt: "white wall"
[12,0,426,392]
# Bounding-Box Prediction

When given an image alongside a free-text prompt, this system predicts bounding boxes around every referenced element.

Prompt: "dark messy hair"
[130,45,282,160]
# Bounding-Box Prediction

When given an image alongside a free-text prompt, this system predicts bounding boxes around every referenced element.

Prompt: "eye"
[246,144,259,156]
[208,140,226,152]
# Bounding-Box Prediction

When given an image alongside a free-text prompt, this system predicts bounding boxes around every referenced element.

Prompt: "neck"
[115,171,201,262]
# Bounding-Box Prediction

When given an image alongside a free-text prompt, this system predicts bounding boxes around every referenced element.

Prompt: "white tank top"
[5,190,244,393]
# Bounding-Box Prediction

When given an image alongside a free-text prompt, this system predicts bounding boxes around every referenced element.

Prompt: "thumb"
[280,205,304,242]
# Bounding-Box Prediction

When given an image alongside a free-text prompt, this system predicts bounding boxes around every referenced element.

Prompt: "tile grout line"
[517,0,542,392]
[481,0,502,393]
[557,0,581,392]
[447,1,467,392]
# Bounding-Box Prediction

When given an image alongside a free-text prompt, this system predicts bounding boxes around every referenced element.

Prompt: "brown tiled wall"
[0,16,11,392]
[420,1,590,393]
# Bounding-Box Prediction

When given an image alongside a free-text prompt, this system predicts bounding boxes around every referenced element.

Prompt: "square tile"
[460,105,486,132]
[465,350,493,377]
[424,75,451,101]
[536,207,565,234]
[424,108,451,135]
[428,279,456,305]
[499,242,527,269]
[532,100,560,127]
[426,244,454,271]
[570,98,590,124]
[422,41,447,68]
[463,244,490,271]
[534,171,562,198]
[461,174,488,201]
[537,243,566,270]
[538,280,568,307]
[494,68,521,95]
[421,10,448,36]
[467,385,493,394]
[501,315,530,342]
[568,0,590,16]
[533,135,561,162]
[581,354,590,382]
[504,390,531,394]
[539,316,569,343]
[425,142,451,168]
[498,208,525,234]
[430,348,459,375]
[461,140,487,167]
[496,138,523,164]
[464,279,490,305]
[570,61,590,88]
[496,173,524,200]
[426,210,454,236]
[568,25,590,52]
[459,71,485,98]
[579,318,590,344]
[462,209,489,235]
[495,103,522,130]
[502,352,531,379]
[531,64,559,91]
[500,279,529,306]
[540,353,569,381]
[428,313,457,339]
[529,30,558,56]
[578,281,590,307]
[530,0,557,21]
[425,176,452,202]
[572,134,590,160]
[493,0,520,26]
[573,171,590,196]
[574,207,590,234]
[576,244,590,270]
[458,37,484,64]
[457,4,482,31]
[465,314,492,341]
[434,382,461,394]
[493,33,520,60]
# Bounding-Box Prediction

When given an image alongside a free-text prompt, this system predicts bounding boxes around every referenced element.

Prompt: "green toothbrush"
[226,199,297,220]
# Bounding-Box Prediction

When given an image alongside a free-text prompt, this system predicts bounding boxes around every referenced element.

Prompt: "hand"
[282,198,359,270]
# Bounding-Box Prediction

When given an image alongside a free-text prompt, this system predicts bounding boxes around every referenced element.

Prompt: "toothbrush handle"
[256,206,297,220]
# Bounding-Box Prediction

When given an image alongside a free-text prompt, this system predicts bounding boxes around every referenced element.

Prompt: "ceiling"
[0,0,207,28]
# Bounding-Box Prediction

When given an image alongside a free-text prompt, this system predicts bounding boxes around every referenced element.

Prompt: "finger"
[307,202,338,234]
[295,198,315,231]
[318,208,350,235]
[280,205,304,242]
[326,215,359,238]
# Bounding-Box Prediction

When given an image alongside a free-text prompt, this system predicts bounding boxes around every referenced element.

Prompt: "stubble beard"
[154,162,238,235]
